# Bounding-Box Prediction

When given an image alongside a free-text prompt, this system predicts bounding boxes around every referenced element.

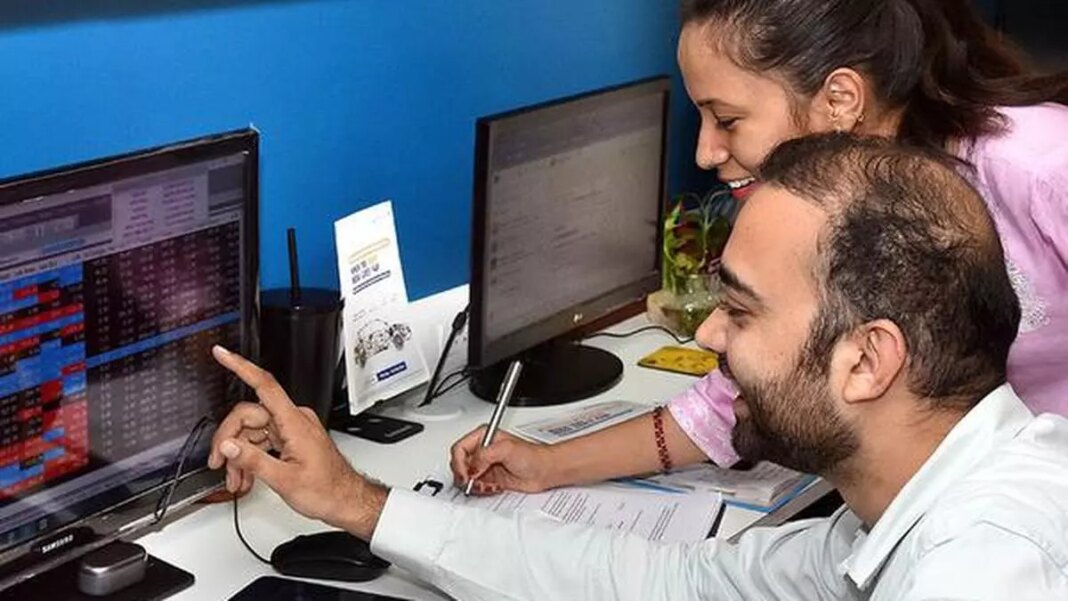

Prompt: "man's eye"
[719,301,747,319]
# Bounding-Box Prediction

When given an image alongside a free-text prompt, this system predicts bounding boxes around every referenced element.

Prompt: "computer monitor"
[469,77,668,406]
[0,130,258,592]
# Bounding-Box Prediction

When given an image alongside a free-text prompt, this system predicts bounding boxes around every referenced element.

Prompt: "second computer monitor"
[469,77,668,406]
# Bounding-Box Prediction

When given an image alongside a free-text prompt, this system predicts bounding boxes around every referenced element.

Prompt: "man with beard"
[207,133,1068,600]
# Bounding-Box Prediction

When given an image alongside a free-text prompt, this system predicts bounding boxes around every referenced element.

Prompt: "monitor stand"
[469,341,623,407]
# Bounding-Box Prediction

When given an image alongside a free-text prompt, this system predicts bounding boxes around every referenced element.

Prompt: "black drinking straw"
[287,228,301,305]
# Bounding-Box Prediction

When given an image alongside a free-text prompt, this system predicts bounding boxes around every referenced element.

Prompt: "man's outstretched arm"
[209,345,852,601]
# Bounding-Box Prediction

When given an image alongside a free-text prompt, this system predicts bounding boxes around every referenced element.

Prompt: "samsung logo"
[38,533,74,555]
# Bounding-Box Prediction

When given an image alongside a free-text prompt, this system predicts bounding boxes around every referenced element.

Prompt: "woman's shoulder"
[969,103,1068,193]
[968,103,1068,181]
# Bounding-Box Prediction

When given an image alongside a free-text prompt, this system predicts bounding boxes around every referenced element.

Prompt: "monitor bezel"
[0,129,259,589]
[469,76,670,369]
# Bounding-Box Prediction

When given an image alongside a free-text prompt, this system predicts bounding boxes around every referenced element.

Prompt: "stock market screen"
[0,151,249,550]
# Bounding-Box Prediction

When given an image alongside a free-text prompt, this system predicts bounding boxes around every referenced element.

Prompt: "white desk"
[134,314,832,600]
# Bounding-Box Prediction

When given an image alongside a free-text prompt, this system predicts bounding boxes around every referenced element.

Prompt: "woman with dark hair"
[450,0,1068,494]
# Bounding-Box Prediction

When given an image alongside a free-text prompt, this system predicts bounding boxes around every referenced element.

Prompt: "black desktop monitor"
[0,130,258,592]
[469,77,669,406]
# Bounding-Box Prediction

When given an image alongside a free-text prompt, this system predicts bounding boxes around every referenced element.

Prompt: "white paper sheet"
[431,479,721,543]
[535,487,721,543]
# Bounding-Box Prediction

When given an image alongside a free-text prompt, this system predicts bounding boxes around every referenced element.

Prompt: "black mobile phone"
[330,412,424,444]
[228,576,411,601]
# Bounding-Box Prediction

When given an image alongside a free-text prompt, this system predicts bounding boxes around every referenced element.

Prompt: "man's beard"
[729,353,859,475]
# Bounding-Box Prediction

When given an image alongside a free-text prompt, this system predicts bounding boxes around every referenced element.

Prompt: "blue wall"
[0,1,694,299]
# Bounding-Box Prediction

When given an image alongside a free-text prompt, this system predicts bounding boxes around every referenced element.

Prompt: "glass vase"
[646,272,722,338]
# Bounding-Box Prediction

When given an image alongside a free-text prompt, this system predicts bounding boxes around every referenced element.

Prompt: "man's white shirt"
[371,385,1068,600]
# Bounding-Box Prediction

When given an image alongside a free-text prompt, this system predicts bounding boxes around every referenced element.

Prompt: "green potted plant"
[647,187,736,336]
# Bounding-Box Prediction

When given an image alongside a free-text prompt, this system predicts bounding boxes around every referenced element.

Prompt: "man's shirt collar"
[842,384,1034,589]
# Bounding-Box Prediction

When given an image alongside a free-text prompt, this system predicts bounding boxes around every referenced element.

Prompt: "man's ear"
[808,68,868,132]
[837,319,907,404]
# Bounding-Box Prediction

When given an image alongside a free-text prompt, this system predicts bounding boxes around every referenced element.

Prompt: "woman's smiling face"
[677,22,824,199]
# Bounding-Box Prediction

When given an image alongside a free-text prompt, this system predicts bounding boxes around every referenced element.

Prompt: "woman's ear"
[808,68,868,133]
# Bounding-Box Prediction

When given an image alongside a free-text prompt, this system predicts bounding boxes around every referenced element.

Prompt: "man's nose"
[695,307,728,354]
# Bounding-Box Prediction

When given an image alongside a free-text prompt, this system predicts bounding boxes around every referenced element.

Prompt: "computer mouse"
[270,530,390,583]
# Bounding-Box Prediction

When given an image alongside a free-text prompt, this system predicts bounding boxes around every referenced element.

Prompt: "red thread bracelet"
[652,406,673,472]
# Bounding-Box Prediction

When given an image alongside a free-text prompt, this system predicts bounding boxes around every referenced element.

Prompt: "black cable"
[153,414,271,565]
[434,373,471,398]
[419,305,469,407]
[583,324,693,345]
[153,416,212,523]
[431,366,469,396]
[233,496,271,565]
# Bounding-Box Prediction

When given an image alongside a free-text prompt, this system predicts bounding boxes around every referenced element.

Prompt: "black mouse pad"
[228,576,413,601]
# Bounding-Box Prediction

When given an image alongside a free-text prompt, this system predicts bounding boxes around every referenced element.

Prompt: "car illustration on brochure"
[353,318,412,367]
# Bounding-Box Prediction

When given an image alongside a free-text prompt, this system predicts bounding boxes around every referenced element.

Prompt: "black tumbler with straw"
[259,228,343,425]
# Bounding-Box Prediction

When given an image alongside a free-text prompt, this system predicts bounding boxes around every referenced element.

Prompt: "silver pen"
[465,359,524,495]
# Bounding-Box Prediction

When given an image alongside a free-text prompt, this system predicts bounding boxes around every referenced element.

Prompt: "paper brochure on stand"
[335,201,428,414]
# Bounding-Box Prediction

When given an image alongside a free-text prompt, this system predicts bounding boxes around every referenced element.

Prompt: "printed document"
[510,400,653,444]
[632,461,817,511]
[427,479,721,543]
